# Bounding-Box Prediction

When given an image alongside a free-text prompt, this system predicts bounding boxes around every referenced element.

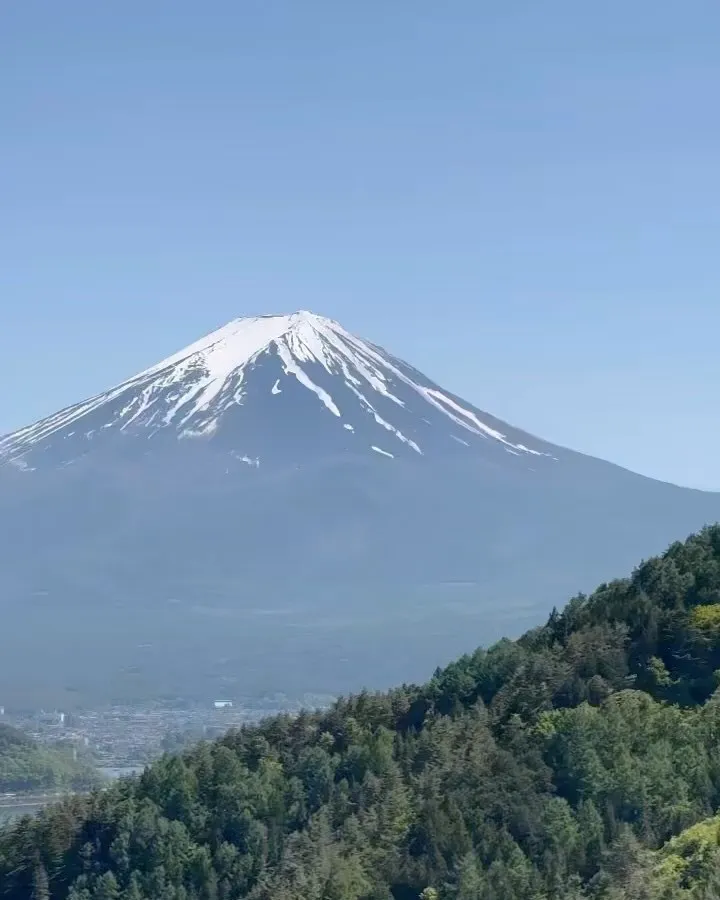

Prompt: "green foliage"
[0,724,99,793]
[6,526,720,898]
[692,605,720,634]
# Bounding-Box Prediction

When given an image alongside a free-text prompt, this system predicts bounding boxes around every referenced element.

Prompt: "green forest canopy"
[7,525,720,898]
[0,723,98,794]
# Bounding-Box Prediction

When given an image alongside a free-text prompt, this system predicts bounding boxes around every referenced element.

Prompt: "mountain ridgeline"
[2,312,720,708]
[6,527,720,898]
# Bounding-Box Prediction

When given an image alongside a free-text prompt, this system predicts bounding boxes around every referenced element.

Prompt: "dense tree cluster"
[6,526,720,898]
[0,724,97,794]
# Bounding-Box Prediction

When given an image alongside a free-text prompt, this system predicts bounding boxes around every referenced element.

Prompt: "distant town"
[0,692,335,771]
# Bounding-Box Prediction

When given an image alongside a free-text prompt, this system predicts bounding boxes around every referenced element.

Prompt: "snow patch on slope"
[275,342,341,417]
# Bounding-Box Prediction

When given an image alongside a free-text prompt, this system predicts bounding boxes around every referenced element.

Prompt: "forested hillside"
[6,526,720,899]
[0,724,98,794]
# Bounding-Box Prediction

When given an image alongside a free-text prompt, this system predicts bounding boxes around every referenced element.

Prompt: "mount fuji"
[1,311,718,707]
[0,311,553,467]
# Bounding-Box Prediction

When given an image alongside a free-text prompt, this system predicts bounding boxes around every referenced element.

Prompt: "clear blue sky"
[2,1,720,488]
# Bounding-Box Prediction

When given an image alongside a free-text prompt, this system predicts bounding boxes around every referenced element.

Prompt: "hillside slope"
[3,312,720,707]
[0,723,98,794]
[5,527,720,898]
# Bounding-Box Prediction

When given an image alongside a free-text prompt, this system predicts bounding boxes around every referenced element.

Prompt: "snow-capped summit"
[1,311,553,468]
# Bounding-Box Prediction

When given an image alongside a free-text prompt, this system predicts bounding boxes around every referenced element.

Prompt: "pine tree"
[31,861,49,900]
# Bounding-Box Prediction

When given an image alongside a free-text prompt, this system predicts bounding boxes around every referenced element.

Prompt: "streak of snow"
[180,419,220,439]
[371,446,394,458]
[325,326,549,458]
[344,382,422,454]
[275,343,341,417]
[232,453,260,468]
[9,457,34,471]
[423,390,542,455]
